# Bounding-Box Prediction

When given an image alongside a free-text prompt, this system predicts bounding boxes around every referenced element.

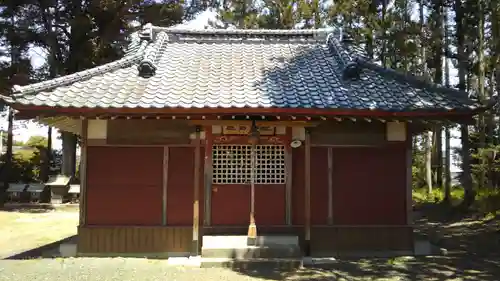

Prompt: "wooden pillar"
[327,147,333,225]
[79,119,88,226]
[304,129,311,256]
[203,127,213,226]
[192,126,201,255]
[406,127,413,225]
[162,147,169,226]
[285,127,293,225]
[247,141,257,244]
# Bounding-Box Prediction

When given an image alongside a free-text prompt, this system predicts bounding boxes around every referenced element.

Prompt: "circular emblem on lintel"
[290,140,302,148]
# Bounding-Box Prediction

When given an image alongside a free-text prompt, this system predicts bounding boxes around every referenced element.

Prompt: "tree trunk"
[43,126,52,182]
[426,131,433,194]
[477,0,486,189]
[432,0,444,188]
[61,131,77,177]
[444,128,452,203]
[443,7,452,203]
[454,0,474,210]
[0,109,13,206]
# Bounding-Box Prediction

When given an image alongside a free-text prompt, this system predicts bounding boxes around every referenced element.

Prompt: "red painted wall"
[86,147,163,225]
[211,185,249,225]
[331,144,407,225]
[165,146,205,226]
[311,147,329,225]
[211,184,286,226]
[255,184,285,225]
[292,147,305,225]
[291,144,407,226]
[167,147,193,225]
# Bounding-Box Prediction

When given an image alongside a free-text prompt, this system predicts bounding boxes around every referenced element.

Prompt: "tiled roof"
[4,25,480,113]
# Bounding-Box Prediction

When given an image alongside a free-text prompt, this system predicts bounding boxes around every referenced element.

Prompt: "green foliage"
[1,148,37,183]
[25,135,48,148]
[475,188,500,216]
[413,187,464,205]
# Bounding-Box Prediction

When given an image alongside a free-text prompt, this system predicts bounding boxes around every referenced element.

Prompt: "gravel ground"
[1,256,499,281]
[0,258,279,281]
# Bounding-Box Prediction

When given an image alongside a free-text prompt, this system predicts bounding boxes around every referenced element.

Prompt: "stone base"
[200,257,302,270]
[60,243,77,257]
[201,235,301,267]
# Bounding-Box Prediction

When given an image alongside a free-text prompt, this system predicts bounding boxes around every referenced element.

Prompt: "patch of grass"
[475,189,500,216]
[0,207,79,258]
[414,186,500,221]
[413,188,463,205]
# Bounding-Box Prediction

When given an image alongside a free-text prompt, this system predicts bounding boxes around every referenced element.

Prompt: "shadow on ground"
[414,203,500,256]
[228,203,500,280]
[1,203,78,213]
[4,235,77,260]
[227,255,500,280]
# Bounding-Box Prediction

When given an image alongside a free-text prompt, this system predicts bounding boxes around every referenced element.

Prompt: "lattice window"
[212,145,286,184]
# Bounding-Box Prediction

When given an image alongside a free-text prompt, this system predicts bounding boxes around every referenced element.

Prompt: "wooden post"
[192,126,201,255]
[285,127,293,225]
[203,127,213,226]
[162,147,169,226]
[327,147,333,225]
[247,142,257,244]
[406,128,413,225]
[79,119,88,226]
[304,129,311,256]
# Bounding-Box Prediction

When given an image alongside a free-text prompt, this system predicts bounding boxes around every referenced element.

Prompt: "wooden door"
[210,144,286,226]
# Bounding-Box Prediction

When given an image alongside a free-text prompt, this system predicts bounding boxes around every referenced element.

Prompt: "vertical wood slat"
[310,226,414,254]
[203,127,213,226]
[327,147,333,225]
[304,129,311,255]
[79,119,88,226]
[78,226,192,254]
[193,127,201,254]
[285,127,293,225]
[162,147,169,226]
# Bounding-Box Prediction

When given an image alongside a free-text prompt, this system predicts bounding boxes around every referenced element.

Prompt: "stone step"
[202,245,302,259]
[200,257,302,270]
[202,235,299,248]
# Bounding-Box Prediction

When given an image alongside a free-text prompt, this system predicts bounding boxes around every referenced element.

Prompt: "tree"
[0,0,35,205]
[25,135,48,148]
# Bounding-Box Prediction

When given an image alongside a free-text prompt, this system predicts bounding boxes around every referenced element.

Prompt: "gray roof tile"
[6,26,479,113]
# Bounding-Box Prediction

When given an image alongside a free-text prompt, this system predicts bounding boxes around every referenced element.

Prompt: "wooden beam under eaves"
[37,117,83,136]
[188,120,320,127]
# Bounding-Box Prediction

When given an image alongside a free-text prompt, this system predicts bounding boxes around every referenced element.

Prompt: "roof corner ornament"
[139,23,154,41]
[137,61,156,78]
[12,84,23,93]
[342,61,362,80]
[324,25,362,81]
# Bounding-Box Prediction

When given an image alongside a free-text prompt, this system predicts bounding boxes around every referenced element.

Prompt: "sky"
[0,8,463,171]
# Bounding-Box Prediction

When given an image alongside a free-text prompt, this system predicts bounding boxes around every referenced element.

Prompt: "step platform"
[201,235,302,268]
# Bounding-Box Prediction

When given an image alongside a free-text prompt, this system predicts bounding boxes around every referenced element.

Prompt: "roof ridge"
[12,39,149,97]
[357,60,476,108]
[146,24,335,40]
[324,32,475,103]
